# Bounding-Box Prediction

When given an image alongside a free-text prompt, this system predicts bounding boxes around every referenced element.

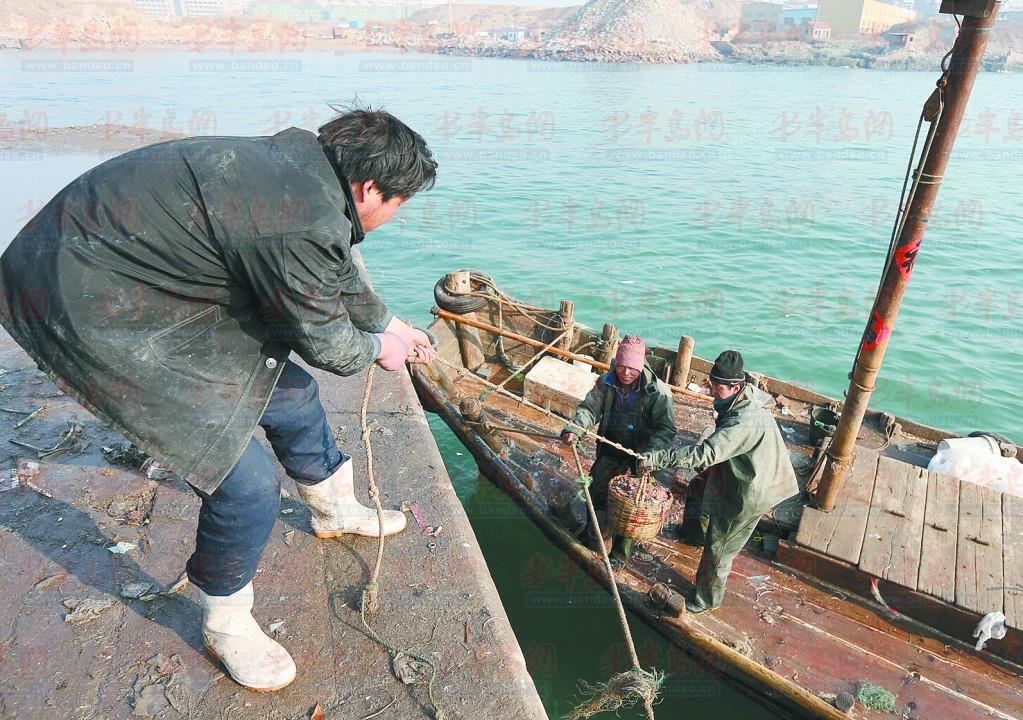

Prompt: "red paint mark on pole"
[894,236,922,281]
[862,309,892,352]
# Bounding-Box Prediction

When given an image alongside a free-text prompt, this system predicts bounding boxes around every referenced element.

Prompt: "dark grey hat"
[710,350,745,384]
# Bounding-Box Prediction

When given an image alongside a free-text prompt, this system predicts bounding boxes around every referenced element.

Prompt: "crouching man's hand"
[640,451,662,471]
[375,331,409,371]
[385,316,436,364]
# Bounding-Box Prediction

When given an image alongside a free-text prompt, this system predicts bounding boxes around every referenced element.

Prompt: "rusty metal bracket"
[940,0,999,18]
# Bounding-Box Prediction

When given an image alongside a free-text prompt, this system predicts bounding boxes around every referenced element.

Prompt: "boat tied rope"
[357,366,446,720]
[433,356,646,464]
[566,443,662,720]
[430,337,662,718]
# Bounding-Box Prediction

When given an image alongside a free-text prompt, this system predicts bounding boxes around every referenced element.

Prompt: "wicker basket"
[607,473,673,541]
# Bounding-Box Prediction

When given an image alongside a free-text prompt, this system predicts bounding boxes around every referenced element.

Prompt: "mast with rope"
[814,0,1003,511]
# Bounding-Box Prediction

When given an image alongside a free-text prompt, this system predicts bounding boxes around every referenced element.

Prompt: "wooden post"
[814,3,1001,512]
[445,271,485,371]
[598,323,620,365]
[558,300,575,352]
[671,335,695,388]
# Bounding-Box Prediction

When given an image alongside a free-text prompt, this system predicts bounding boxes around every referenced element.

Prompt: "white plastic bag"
[973,611,1007,651]
[927,437,1023,498]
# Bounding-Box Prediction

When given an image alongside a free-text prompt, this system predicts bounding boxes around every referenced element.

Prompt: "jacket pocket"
[148,306,222,357]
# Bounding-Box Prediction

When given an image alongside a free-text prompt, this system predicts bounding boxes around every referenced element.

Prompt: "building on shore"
[780,5,819,38]
[781,6,819,27]
[804,20,832,41]
[740,2,784,35]
[886,29,916,50]
[133,0,177,19]
[486,27,540,42]
[817,0,917,36]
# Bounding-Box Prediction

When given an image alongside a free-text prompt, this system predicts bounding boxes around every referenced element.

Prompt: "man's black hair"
[318,104,437,200]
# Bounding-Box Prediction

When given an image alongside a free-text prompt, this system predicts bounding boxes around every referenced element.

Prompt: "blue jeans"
[186,361,347,596]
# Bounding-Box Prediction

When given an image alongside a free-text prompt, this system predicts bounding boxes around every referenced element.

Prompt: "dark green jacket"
[563,362,676,455]
[646,385,798,520]
[0,128,391,493]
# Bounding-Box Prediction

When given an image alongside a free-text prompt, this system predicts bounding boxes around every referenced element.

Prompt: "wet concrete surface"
[0,329,547,720]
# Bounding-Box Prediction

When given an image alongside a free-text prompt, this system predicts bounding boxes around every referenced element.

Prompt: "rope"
[569,444,659,720]
[434,356,644,462]
[358,366,446,720]
[494,297,525,373]
[360,366,386,614]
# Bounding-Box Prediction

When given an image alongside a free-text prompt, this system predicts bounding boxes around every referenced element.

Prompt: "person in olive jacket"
[643,351,798,613]
[0,108,437,691]
[561,335,677,560]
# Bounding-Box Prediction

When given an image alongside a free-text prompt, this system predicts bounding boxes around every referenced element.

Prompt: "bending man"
[0,108,437,690]
[643,350,797,613]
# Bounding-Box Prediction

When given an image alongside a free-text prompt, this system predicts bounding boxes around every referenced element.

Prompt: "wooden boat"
[411,7,1022,717]
[410,270,1023,720]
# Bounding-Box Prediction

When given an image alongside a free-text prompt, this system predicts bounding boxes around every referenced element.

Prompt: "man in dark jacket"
[643,351,798,613]
[560,335,676,560]
[0,108,437,690]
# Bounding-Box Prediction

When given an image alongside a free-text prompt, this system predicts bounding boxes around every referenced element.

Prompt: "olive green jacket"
[645,385,798,520]
[562,361,676,455]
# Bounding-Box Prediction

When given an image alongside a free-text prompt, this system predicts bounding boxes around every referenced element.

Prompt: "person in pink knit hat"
[560,335,677,561]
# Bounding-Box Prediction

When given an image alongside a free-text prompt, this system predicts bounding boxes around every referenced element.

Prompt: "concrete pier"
[0,329,548,719]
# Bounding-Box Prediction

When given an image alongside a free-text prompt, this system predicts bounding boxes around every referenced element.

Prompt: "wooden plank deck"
[794,445,1023,634]
[956,481,1004,615]
[1004,493,1023,629]
[858,456,927,588]
[795,446,879,563]
[918,470,961,602]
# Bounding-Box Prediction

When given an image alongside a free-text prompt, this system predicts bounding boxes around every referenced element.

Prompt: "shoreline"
[2,40,1020,72]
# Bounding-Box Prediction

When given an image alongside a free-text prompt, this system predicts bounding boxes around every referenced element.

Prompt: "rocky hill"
[535,0,740,63]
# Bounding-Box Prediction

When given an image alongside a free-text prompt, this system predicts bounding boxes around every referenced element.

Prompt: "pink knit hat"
[615,335,646,371]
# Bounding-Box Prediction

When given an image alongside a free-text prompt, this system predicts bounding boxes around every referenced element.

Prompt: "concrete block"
[524,355,598,419]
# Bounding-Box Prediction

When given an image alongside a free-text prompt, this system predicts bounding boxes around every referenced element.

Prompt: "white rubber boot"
[198,582,296,691]
[295,459,407,538]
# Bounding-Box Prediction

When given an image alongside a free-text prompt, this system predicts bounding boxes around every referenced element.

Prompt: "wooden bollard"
[558,299,575,352]
[671,335,695,388]
[648,582,687,618]
[598,323,620,364]
[445,271,485,371]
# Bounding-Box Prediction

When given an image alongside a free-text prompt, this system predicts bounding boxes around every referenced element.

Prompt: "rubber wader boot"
[547,489,586,538]
[295,458,407,538]
[198,582,296,691]
[585,517,614,555]
[681,472,709,546]
[613,537,637,563]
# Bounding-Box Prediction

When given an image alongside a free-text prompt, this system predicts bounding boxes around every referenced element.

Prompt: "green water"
[3,50,1021,716]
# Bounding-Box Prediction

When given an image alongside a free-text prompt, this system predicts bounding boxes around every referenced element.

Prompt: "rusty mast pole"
[814,1,1002,512]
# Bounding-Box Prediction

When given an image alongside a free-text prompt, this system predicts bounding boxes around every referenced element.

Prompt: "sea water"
[2,49,1020,717]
